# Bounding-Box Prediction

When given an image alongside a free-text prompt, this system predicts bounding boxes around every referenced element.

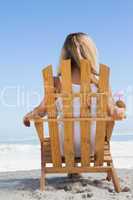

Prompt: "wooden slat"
[42,65,62,167]
[42,92,109,98]
[61,60,75,167]
[95,64,110,166]
[106,121,115,141]
[45,166,111,173]
[43,141,112,163]
[80,60,91,166]
[43,137,109,151]
[31,116,114,122]
[34,122,44,142]
[42,134,112,165]
[44,155,112,164]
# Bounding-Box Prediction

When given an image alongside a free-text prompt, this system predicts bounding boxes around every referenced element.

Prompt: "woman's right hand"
[23,102,46,127]
[23,116,30,127]
[23,111,34,127]
[23,115,31,127]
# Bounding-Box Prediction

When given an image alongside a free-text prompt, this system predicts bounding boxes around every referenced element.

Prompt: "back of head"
[58,32,99,76]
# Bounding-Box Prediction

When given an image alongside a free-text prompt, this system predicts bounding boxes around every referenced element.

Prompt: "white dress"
[56,83,97,157]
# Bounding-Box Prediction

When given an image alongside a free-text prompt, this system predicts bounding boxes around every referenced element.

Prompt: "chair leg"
[106,162,112,181]
[110,165,121,193]
[40,142,45,191]
[106,171,112,181]
[40,170,45,191]
[34,122,45,191]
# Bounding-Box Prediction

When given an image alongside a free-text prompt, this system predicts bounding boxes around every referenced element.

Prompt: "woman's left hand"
[111,107,126,120]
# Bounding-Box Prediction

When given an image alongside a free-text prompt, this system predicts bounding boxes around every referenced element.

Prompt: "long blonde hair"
[58,32,99,76]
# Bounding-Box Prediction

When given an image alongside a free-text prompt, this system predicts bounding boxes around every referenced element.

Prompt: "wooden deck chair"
[30,59,122,193]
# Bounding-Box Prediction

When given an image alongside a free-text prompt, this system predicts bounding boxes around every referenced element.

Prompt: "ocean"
[0,134,133,172]
[0,134,133,145]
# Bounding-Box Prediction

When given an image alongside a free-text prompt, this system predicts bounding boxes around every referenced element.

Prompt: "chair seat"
[43,137,112,164]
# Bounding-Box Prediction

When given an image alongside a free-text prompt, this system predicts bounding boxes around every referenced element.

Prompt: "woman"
[23,32,125,158]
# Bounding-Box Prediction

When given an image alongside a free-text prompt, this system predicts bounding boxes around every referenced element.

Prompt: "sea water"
[0,134,133,172]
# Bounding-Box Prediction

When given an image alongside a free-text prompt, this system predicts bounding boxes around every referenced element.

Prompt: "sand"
[0,169,132,200]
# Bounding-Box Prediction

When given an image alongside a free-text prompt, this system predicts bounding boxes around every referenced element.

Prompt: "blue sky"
[0,0,133,141]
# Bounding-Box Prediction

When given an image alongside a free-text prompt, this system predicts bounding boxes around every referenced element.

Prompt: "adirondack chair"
[30,59,121,192]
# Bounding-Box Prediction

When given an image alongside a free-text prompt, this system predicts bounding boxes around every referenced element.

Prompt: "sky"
[0,0,133,142]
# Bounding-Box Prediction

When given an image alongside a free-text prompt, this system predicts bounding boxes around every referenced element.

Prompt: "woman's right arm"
[23,97,47,127]
[23,76,61,127]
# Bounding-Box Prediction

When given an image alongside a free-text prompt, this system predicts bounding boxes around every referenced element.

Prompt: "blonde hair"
[58,32,99,76]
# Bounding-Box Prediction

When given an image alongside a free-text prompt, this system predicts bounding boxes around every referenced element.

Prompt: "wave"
[0,141,133,172]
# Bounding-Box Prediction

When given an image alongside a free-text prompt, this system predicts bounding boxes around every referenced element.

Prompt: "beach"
[0,169,132,200]
[0,140,133,199]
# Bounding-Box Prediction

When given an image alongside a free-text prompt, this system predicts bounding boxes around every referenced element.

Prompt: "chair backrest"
[42,59,110,167]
